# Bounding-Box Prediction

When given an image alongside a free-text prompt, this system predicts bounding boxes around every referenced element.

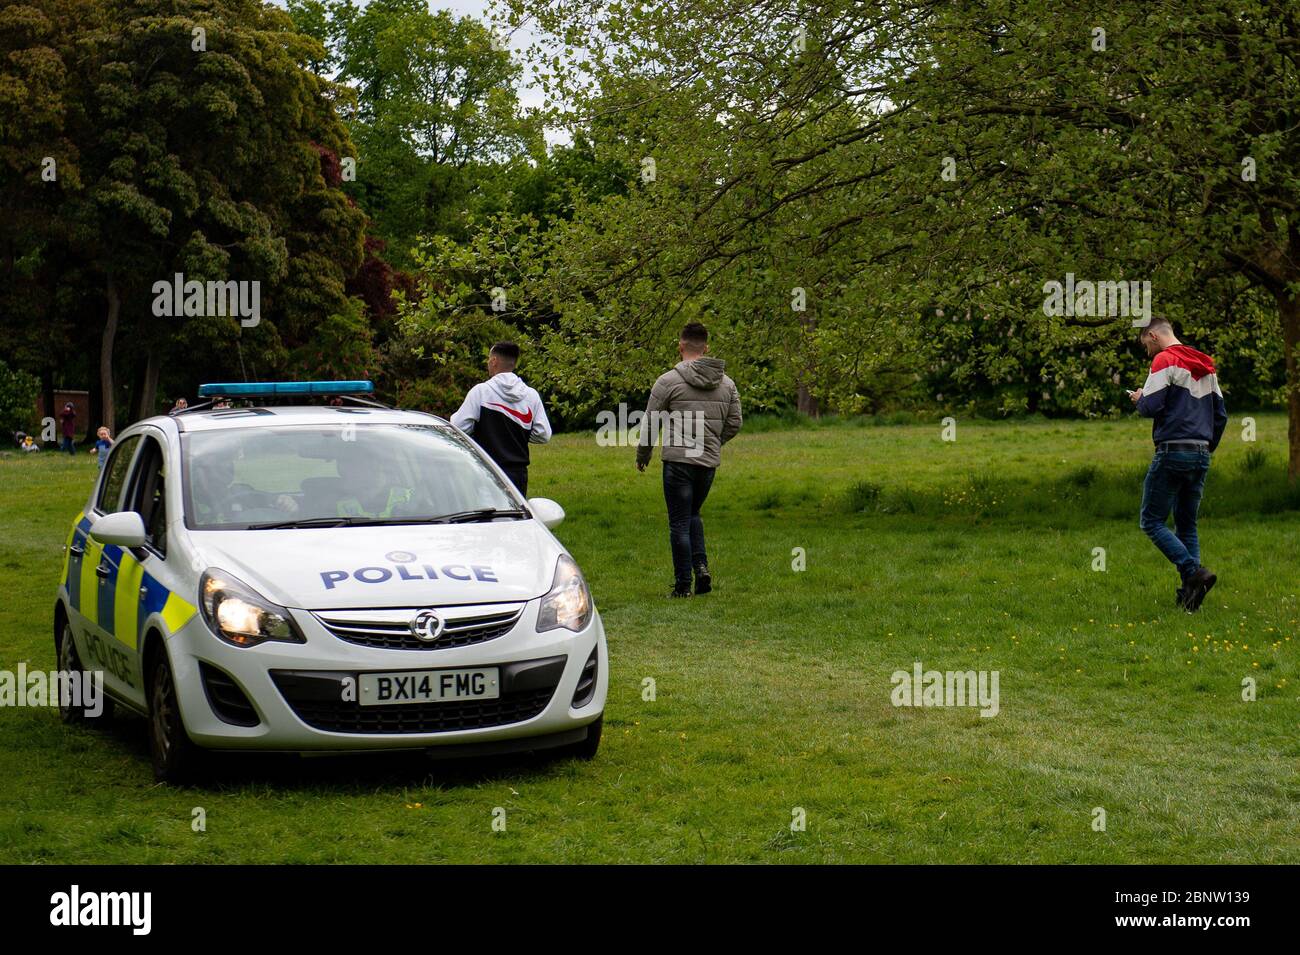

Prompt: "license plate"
[359,668,500,706]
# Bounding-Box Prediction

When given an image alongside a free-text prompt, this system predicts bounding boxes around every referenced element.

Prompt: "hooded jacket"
[1136,344,1228,451]
[636,357,742,469]
[451,372,552,470]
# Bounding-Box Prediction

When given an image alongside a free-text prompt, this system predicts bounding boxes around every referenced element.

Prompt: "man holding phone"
[1129,318,1228,612]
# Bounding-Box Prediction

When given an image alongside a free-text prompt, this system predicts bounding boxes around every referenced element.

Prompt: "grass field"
[1,413,1297,863]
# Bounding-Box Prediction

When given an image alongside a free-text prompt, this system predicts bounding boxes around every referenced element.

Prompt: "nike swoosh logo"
[489,402,533,425]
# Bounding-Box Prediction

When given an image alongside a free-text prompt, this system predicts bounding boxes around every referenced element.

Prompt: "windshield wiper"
[428,508,529,524]
[247,509,528,529]
[247,516,355,529]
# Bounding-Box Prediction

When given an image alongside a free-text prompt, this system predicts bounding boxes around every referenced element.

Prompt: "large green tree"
[290,0,538,266]
[478,0,1299,464]
[0,0,96,430]
[2,0,369,429]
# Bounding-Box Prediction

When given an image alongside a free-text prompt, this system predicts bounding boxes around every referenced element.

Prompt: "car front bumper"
[166,600,607,752]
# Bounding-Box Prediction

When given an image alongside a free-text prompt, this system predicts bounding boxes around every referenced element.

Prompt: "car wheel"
[148,653,201,783]
[562,714,602,761]
[57,622,113,725]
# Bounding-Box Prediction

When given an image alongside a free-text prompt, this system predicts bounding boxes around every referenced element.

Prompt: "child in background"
[92,427,113,468]
[21,434,40,453]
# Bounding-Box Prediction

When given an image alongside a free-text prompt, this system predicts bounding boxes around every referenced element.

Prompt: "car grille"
[271,655,565,735]
[314,603,525,651]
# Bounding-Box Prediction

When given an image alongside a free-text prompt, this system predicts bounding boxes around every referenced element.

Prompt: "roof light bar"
[196,381,374,399]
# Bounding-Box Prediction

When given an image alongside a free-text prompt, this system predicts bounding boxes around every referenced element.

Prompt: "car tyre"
[57,622,114,725]
[149,652,202,783]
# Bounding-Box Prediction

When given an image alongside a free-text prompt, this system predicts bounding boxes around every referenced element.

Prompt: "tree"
[493,0,1300,466]
[2,0,370,427]
[0,0,97,427]
[290,0,538,266]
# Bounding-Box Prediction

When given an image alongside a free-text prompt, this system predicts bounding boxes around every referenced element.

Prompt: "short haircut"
[680,322,709,349]
[1141,316,1173,338]
[490,341,520,367]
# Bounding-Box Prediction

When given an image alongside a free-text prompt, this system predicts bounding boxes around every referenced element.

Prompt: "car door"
[72,434,143,703]
[101,431,176,710]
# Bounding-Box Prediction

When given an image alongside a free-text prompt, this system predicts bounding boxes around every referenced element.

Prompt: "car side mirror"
[527,497,565,529]
[90,511,147,548]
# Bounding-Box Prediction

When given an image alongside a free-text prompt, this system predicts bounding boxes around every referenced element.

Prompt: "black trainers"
[694,563,712,595]
[1175,586,1188,610]
[1183,567,1217,612]
[669,584,692,598]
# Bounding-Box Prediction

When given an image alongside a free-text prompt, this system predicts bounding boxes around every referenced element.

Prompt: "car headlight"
[199,570,305,648]
[536,555,593,633]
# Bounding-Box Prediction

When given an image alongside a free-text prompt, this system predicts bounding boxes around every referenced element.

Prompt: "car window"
[184,424,518,529]
[126,436,168,555]
[97,435,141,513]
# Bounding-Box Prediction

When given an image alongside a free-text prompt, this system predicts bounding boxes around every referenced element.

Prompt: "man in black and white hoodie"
[451,341,552,496]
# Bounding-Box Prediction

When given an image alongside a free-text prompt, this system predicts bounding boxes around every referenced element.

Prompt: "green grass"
[1,414,1298,863]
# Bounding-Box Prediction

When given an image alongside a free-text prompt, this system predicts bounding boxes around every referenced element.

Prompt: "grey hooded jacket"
[635,357,743,469]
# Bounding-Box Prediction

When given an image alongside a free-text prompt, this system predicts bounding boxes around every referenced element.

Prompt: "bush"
[0,361,39,434]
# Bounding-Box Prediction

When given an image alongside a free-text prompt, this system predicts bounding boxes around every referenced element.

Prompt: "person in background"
[1129,317,1228,612]
[636,321,743,598]
[59,402,76,455]
[451,341,552,496]
[91,427,113,469]
[21,434,40,453]
[171,397,188,413]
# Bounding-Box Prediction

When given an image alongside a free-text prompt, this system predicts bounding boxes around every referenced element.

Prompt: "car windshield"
[184,423,522,530]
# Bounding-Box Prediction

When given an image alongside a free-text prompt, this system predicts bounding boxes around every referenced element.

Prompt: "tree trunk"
[40,366,55,439]
[796,383,820,418]
[86,342,102,442]
[1281,293,1300,481]
[796,309,820,417]
[101,274,119,433]
[136,348,160,422]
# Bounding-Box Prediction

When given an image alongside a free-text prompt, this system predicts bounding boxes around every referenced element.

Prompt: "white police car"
[54,381,606,781]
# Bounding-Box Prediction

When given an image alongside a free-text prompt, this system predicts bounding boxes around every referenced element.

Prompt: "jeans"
[60,436,75,455]
[663,461,715,586]
[1139,448,1210,582]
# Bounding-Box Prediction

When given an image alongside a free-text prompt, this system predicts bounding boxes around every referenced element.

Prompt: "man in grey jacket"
[636,322,743,597]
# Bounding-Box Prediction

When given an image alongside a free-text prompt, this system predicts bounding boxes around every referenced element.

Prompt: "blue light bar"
[197,381,374,398]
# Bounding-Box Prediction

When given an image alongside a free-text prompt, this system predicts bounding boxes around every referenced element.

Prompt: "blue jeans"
[1139,449,1210,582]
[60,436,75,455]
[663,461,715,586]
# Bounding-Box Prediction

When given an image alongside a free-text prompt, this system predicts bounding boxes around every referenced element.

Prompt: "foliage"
[0,360,39,433]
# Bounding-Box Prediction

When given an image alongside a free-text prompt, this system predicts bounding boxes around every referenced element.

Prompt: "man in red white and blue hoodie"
[452,341,552,496]
[1129,318,1228,612]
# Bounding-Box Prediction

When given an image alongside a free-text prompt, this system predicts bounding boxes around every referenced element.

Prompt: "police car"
[54,381,607,781]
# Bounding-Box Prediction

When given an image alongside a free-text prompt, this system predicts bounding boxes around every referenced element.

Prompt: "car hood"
[188,521,564,610]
